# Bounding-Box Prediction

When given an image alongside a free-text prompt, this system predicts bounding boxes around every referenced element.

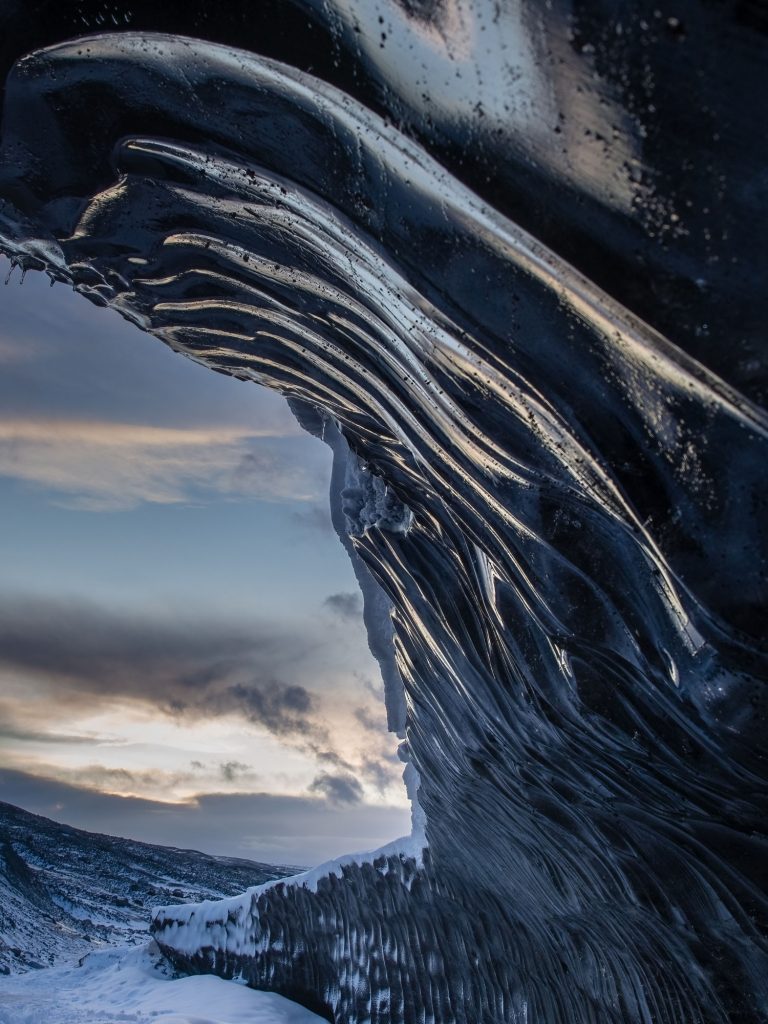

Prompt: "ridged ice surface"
[0,6,766,1022]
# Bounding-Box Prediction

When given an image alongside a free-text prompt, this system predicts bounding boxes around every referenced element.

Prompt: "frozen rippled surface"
[0,3,766,1021]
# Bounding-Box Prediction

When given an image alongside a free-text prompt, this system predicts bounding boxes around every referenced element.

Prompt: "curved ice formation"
[0,6,766,1023]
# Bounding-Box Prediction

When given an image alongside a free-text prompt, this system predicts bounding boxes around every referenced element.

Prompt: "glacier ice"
[0,3,766,1022]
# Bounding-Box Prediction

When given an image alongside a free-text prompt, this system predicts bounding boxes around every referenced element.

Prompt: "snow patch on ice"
[152,829,426,958]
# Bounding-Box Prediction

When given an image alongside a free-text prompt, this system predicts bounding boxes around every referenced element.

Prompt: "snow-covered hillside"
[0,800,295,974]
[0,802,325,1023]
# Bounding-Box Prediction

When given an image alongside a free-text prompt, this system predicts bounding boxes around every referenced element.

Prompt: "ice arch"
[0,5,765,1021]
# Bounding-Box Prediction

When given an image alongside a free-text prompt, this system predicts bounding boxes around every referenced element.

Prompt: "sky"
[0,257,410,867]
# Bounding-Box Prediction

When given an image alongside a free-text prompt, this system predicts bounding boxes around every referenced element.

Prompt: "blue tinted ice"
[0,8,765,1022]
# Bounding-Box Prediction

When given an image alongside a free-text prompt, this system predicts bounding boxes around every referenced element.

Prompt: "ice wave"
[0,26,766,1024]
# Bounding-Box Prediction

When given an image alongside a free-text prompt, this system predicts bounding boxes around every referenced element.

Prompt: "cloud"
[0,698,123,746]
[309,745,399,797]
[0,724,106,745]
[173,681,324,741]
[0,768,411,867]
[359,756,399,794]
[314,749,356,773]
[358,672,386,703]
[0,334,44,365]
[0,596,405,809]
[219,760,253,782]
[38,761,258,793]
[191,760,257,782]
[308,772,365,805]
[324,592,362,620]
[0,417,323,510]
[353,706,384,732]
[0,595,327,744]
[291,505,333,533]
[21,762,198,795]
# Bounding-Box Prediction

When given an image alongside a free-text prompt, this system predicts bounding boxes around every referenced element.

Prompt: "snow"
[152,830,426,958]
[0,943,326,1024]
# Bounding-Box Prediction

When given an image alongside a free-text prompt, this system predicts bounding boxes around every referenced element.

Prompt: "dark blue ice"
[0,4,765,1021]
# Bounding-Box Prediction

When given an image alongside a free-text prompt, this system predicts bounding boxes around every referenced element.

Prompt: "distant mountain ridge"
[0,800,295,974]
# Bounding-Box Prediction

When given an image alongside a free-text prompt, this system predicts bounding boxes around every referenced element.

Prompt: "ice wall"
[0,4,766,1022]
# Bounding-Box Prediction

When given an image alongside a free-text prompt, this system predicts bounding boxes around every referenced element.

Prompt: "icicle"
[4,257,18,285]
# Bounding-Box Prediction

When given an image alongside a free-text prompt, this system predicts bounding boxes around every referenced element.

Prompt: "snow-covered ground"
[0,942,326,1024]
